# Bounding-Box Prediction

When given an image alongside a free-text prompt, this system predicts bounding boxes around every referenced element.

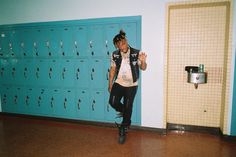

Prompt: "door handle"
[91,68,94,80]
[50,97,54,108]
[78,99,81,110]
[49,68,52,79]
[64,98,67,109]
[92,100,95,111]
[76,68,80,79]
[106,69,110,80]
[62,68,66,79]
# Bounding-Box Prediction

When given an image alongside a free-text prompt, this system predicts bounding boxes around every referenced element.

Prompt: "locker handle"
[36,68,39,79]
[38,96,41,107]
[62,68,66,79]
[14,95,18,104]
[76,68,80,79]
[91,68,94,80]
[78,99,81,110]
[49,68,52,79]
[12,68,15,77]
[92,100,95,111]
[50,97,54,108]
[24,68,27,78]
[25,96,29,106]
[64,98,67,109]
[107,104,109,112]
[89,41,93,48]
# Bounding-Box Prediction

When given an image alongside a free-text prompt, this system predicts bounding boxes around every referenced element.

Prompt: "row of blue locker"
[0,86,139,124]
[0,58,110,88]
[0,23,137,58]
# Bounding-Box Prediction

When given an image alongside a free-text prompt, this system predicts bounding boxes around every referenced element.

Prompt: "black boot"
[115,123,126,144]
[118,125,126,144]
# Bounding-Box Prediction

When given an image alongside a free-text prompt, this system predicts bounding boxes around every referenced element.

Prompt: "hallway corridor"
[0,115,235,157]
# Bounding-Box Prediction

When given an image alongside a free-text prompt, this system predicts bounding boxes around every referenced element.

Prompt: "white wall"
[0,0,235,130]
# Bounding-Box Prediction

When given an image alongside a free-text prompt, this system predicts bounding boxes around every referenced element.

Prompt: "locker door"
[61,89,76,119]
[28,88,41,115]
[47,28,60,57]
[21,29,34,57]
[75,89,89,120]
[61,59,74,88]
[90,59,104,89]
[36,28,49,57]
[8,30,20,58]
[49,89,60,117]
[1,87,13,113]
[90,90,104,121]
[0,59,7,84]
[22,60,35,86]
[17,87,31,114]
[48,60,60,87]
[0,31,10,58]
[73,26,89,57]
[39,88,52,116]
[74,59,89,88]
[88,25,105,57]
[37,59,49,86]
[8,60,17,85]
[121,23,137,48]
[104,24,120,59]
[59,27,74,57]
[41,89,57,117]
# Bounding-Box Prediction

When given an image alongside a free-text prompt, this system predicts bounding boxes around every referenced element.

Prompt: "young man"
[108,30,147,144]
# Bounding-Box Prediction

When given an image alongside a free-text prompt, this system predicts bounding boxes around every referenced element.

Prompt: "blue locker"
[75,89,89,120]
[16,87,29,114]
[88,25,105,57]
[19,29,34,57]
[0,59,9,85]
[46,28,60,57]
[21,59,35,86]
[0,31,10,58]
[8,60,17,85]
[104,24,120,59]
[35,28,49,57]
[60,89,76,119]
[39,88,52,116]
[90,90,105,121]
[47,59,60,87]
[60,59,74,87]
[74,59,89,88]
[73,26,89,57]
[8,30,20,58]
[59,27,74,57]
[90,59,104,89]
[29,88,42,115]
[36,59,50,86]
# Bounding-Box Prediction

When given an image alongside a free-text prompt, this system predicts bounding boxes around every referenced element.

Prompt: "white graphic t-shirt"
[111,48,139,87]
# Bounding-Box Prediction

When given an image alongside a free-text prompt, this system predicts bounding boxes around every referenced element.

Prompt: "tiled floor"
[0,115,235,157]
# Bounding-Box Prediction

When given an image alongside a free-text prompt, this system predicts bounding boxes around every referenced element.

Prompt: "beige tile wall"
[164,0,232,134]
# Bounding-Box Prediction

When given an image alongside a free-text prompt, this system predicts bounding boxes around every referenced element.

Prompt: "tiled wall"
[165,0,232,134]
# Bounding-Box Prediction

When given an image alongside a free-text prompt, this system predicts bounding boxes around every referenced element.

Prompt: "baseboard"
[167,123,221,135]
[0,112,166,134]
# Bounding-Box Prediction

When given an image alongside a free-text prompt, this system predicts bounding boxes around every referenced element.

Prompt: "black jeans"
[109,83,138,126]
